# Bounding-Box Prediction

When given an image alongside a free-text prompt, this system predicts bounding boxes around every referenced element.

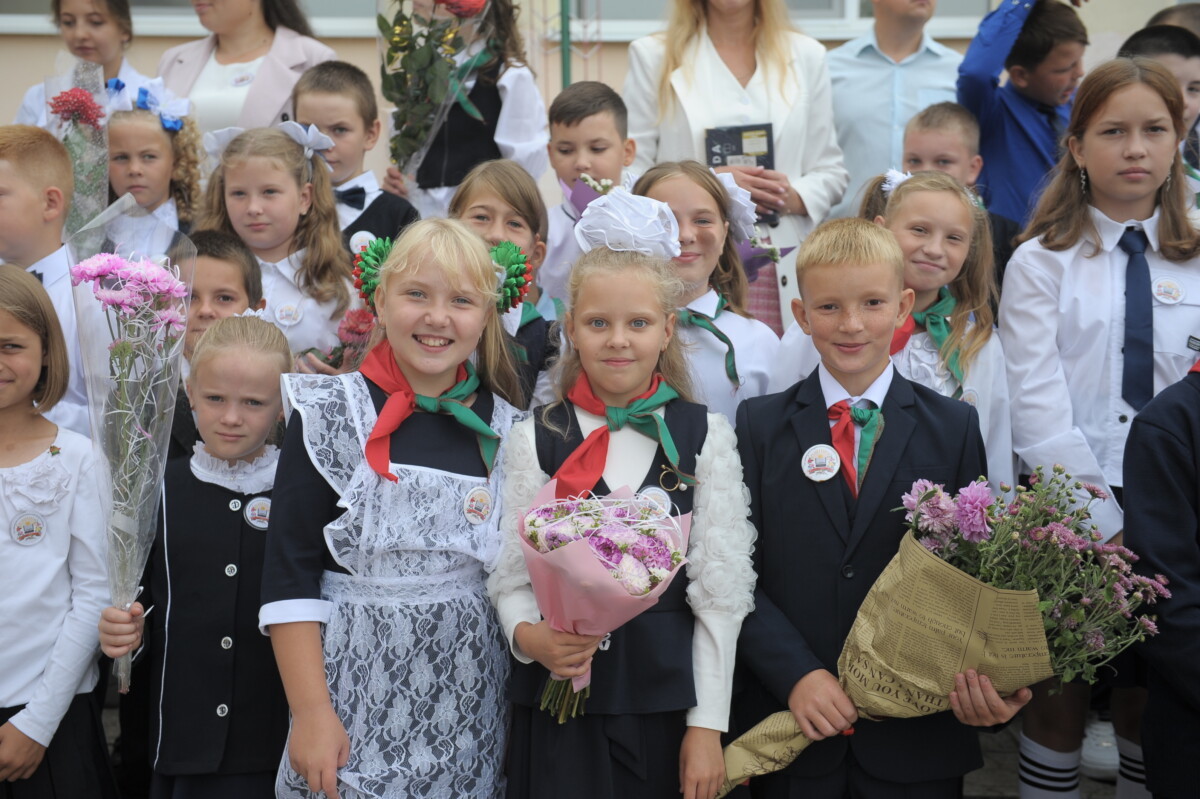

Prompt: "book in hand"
[706,123,778,227]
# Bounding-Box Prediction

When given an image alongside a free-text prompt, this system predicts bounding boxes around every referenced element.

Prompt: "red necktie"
[828,400,859,497]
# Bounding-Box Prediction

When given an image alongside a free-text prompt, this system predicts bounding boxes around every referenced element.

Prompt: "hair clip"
[492,241,532,313]
[711,170,757,243]
[277,121,334,171]
[882,168,912,196]
[203,127,245,162]
[574,189,681,260]
[353,237,393,310]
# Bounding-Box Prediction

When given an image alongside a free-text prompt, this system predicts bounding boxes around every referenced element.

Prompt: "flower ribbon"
[828,400,883,496]
[553,373,696,499]
[676,294,738,386]
[891,287,963,386]
[712,170,757,243]
[358,340,500,481]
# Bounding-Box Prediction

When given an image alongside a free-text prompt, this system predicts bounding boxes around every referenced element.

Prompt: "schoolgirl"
[0,266,114,798]
[449,158,558,407]
[488,193,756,799]
[259,218,525,798]
[632,161,780,425]
[199,123,356,358]
[98,316,291,799]
[771,169,1014,493]
[999,58,1200,799]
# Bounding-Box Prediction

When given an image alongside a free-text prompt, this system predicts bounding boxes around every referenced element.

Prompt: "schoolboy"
[734,218,1028,798]
[902,101,1021,297]
[540,80,636,307]
[958,0,1088,224]
[292,61,419,254]
[0,125,90,438]
[1118,25,1200,205]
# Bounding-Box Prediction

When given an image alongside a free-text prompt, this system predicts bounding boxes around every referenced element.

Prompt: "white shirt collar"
[189,443,279,494]
[152,198,180,230]
[817,362,894,411]
[336,170,379,194]
[685,288,721,316]
[1088,205,1161,253]
[28,245,71,286]
[861,29,943,63]
[258,248,305,276]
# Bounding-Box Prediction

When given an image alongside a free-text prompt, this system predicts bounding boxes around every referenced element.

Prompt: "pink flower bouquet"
[519,481,691,722]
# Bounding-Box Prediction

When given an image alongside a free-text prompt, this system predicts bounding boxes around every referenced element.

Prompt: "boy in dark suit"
[734,218,1029,798]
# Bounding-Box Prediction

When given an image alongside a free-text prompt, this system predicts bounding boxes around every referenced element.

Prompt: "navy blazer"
[734,368,987,784]
[1124,371,1200,799]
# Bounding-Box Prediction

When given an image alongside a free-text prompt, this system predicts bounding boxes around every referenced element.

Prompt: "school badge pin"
[274,304,303,326]
[1153,276,1184,305]
[802,444,840,482]
[244,497,272,530]
[12,513,46,546]
[463,486,492,525]
[637,486,672,513]
[349,231,377,255]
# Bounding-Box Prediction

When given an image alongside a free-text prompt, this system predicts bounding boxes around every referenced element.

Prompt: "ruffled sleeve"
[685,412,757,730]
[485,416,548,663]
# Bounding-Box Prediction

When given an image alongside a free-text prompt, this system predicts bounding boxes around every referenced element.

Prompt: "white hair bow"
[203,127,244,162]
[277,120,334,161]
[882,168,913,196]
[712,170,758,243]
[574,189,681,260]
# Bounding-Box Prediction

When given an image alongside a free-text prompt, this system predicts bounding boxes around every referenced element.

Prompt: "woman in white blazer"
[157,0,335,132]
[624,0,848,332]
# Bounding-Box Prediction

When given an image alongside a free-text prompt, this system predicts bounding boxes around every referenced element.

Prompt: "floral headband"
[202,122,335,170]
[573,189,681,260]
[712,170,757,243]
[110,78,190,132]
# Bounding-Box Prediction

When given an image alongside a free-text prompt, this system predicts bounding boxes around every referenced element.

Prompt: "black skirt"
[0,693,118,799]
[506,705,687,799]
[149,770,276,799]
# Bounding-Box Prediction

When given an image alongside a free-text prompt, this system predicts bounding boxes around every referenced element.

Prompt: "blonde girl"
[99,317,291,798]
[489,237,756,799]
[633,160,781,425]
[1000,57,1200,799]
[261,218,523,798]
[0,266,114,798]
[200,124,354,358]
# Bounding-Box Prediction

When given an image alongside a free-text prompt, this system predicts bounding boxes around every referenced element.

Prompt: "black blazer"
[1124,371,1200,799]
[734,368,987,784]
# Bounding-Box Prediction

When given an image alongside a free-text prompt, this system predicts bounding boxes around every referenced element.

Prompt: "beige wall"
[0,0,1175,184]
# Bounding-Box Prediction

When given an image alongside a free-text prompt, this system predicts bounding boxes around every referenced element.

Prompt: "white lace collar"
[189,443,279,494]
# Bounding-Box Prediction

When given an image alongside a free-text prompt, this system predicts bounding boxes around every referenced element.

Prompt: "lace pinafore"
[279,373,521,799]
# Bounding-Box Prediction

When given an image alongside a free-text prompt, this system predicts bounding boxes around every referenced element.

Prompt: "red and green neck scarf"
[890,287,963,386]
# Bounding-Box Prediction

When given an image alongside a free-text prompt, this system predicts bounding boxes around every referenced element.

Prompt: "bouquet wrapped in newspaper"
[376,0,491,175]
[44,54,110,240]
[718,465,1169,797]
[520,481,692,722]
[70,200,195,691]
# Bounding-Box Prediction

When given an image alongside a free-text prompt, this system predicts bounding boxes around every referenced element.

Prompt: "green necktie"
[911,286,963,388]
[676,295,739,387]
[413,361,500,471]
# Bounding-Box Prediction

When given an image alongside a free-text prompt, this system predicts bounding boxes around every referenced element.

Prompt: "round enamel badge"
[960,389,979,407]
[274,303,303,326]
[1152,276,1185,305]
[463,486,493,525]
[637,486,672,513]
[244,497,271,530]
[12,513,46,546]
[802,444,841,482]
[349,231,376,254]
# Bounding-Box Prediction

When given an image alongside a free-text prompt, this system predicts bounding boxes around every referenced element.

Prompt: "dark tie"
[1040,104,1066,160]
[334,186,367,210]
[29,269,43,284]
[1119,228,1153,411]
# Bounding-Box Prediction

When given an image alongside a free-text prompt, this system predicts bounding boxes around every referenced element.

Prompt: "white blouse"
[258,249,358,357]
[0,429,108,746]
[487,408,757,731]
[188,53,265,133]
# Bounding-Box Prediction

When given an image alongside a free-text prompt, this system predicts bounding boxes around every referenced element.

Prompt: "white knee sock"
[1019,731,1081,799]
[1115,736,1150,799]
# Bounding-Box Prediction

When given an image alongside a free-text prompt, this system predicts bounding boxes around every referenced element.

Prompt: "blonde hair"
[543,248,694,433]
[449,159,549,241]
[869,172,996,376]
[377,218,523,407]
[633,161,750,316]
[656,0,796,120]
[795,218,906,289]
[0,125,74,205]
[0,265,69,414]
[189,315,292,380]
[199,128,351,317]
[108,111,203,226]
[1020,58,1200,261]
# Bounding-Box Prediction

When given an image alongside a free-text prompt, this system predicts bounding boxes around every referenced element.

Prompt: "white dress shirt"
[826,30,962,218]
[818,362,894,455]
[679,289,779,425]
[28,247,92,438]
[0,429,108,746]
[334,170,384,231]
[540,201,585,309]
[999,207,1200,539]
[16,58,149,128]
[105,198,180,260]
[258,249,357,357]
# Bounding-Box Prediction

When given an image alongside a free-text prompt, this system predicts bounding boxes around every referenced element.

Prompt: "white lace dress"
[270,373,522,798]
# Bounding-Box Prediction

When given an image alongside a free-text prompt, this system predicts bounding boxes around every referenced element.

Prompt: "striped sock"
[1019,731,1081,798]
[1115,736,1150,799]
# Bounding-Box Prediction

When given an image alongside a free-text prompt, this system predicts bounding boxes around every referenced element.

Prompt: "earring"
[1079,168,1088,195]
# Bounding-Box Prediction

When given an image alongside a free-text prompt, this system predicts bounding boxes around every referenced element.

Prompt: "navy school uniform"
[733,368,987,797]
[509,305,558,409]
[505,400,707,799]
[342,191,419,254]
[1123,369,1200,799]
[416,64,502,191]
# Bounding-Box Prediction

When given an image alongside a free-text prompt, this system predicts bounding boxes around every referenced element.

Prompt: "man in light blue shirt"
[827,0,962,218]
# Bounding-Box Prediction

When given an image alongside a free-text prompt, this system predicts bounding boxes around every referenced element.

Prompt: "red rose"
[48,87,104,129]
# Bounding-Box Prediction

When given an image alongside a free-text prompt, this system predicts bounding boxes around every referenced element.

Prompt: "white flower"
[6,456,68,510]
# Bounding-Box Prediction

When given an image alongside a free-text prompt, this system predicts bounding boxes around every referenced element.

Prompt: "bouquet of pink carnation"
[519,481,691,722]
[301,307,376,370]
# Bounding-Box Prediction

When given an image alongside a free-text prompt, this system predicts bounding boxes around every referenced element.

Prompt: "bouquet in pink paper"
[520,481,691,722]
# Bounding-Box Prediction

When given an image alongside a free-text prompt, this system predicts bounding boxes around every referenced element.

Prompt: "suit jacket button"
[216,704,229,717]
[220,636,233,650]
[841,565,854,579]
[225,564,238,577]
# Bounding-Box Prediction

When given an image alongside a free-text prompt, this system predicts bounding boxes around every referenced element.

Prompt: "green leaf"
[376,13,392,39]
[410,44,434,70]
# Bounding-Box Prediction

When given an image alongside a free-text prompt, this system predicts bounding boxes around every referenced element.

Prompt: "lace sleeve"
[485,417,549,660]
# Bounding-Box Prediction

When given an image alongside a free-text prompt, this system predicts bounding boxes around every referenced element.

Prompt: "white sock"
[1019,731,1081,798]
[1115,736,1150,799]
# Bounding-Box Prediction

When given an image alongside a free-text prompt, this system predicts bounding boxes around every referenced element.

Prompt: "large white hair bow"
[712,170,758,243]
[574,189,681,260]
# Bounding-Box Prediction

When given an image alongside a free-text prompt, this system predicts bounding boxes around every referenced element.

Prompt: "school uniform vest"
[342,192,420,252]
[513,313,556,407]
[416,64,503,189]
[146,460,289,775]
[509,399,708,715]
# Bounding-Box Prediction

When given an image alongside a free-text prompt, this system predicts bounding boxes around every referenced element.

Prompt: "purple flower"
[71,253,123,284]
[587,535,622,569]
[954,480,993,542]
[1082,629,1105,652]
[594,522,640,547]
[151,306,186,334]
[916,489,957,536]
[918,535,943,553]
[629,534,673,571]
[901,479,943,520]
[1082,482,1110,501]
[1137,616,1159,636]
[613,553,652,596]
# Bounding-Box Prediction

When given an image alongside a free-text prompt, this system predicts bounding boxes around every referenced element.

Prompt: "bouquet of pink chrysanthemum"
[519,481,691,722]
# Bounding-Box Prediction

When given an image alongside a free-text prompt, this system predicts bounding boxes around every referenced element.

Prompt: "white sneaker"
[1081,713,1118,782]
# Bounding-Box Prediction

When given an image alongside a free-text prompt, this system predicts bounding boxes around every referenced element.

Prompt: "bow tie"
[334,185,367,210]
